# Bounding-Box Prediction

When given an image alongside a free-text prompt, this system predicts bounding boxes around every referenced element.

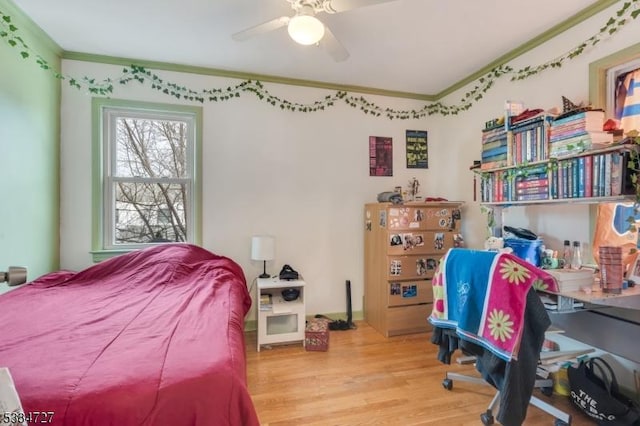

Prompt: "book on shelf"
[510,110,550,129]
[481,154,508,165]
[516,185,549,195]
[517,192,549,201]
[516,178,549,189]
[562,162,569,199]
[517,171,548,181]
[480,159,508,170]
[550,129,590,142]
[511,115,550,131]
[598,153,606,197]
[549,133,595,157]
[577,157,585,198]
[550,120,598,137]
[610,152,624,196]
[515,164,548,176]
[584,155,593,198]
[592,155,601,197]
[260,293,273,311]
[551,110,605,130]
[549,131,613,148]
[588,131,616,149]
[482,128,507,143]
[482,138,508,150]
[604,152,612,197]
[481,145,508,159]
[573,159,582,198]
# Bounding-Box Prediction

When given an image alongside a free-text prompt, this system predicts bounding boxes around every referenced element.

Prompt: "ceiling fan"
[231,0,399,62]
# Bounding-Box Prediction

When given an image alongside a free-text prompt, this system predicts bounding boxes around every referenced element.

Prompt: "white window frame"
[92,98,202,261]
[605,57,640,121]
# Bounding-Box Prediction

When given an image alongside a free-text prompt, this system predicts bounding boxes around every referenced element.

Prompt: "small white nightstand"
[256,277,306,352]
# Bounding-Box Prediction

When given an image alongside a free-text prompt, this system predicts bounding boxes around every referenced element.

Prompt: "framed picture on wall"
[369,136,393,176]
[406,130,428,169]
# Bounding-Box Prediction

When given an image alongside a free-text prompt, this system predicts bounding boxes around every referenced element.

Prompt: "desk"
[545,284,640,364]
[555,284,640,310]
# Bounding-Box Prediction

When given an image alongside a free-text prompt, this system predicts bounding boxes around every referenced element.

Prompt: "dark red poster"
[369,136,392,176]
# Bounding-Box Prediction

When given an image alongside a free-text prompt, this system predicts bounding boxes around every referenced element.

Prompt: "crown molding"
[62,51,436,101]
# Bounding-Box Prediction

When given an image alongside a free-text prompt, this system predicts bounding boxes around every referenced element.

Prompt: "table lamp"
[251,235,275,278]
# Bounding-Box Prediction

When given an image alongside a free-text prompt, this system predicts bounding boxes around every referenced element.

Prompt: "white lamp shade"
[287,15,325,45]
[251,236,275,261]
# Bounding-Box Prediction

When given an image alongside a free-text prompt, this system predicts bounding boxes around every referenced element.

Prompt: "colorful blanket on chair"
[429,248,557,361]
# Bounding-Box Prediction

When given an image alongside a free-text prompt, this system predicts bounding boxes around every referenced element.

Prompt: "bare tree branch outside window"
[112,116,191,244]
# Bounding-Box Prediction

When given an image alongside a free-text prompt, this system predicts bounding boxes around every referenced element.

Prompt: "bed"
[0,243,260,426]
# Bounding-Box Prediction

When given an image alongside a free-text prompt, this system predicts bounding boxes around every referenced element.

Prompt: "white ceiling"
[11,0,600,96]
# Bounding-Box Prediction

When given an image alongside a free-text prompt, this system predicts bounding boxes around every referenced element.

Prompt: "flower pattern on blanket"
[429,248,557,361]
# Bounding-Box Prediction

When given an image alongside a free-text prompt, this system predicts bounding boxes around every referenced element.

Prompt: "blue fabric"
[443,249,497,333]
[429,249,514,359]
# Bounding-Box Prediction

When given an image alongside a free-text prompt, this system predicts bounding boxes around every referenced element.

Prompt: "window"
[588,43,640,262]
[606,58,640,131]
[590,41,640,126]
[92,99,202,259]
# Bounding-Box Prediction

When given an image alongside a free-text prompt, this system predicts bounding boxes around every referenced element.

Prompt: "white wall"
[60,2,640,324]
[439,3,640,261]
[59,64,447,320]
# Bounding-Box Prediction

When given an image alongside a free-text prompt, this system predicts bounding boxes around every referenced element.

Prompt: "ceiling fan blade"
[232,16,290,41]
[324,0,399,13]
[321,26,349,62]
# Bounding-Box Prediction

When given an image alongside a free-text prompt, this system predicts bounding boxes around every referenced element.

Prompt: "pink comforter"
[0,244,259,426]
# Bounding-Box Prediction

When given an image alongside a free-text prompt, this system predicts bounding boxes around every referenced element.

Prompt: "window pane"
[115,117,188,178]
[616,67,640,132]
[114,181,188,244]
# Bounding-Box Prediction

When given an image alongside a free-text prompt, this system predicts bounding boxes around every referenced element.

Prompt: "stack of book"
[549,110,613,157]
[259,293,273,311]
[514,165,549,201]
[481,125,509,169]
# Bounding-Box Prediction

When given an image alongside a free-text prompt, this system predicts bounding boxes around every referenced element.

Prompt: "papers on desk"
[539,294,584,310]
[537,348,596,376]
[546,268,595,293]
[539,348,595,365]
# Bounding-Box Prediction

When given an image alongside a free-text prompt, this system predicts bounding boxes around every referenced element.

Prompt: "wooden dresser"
[364,202,464,337]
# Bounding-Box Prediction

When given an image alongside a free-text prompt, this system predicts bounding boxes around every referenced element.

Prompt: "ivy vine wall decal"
[1,1,639,120]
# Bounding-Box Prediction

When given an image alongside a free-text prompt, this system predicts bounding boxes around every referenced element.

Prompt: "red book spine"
[584,155,593,197]
[516,178,549,189]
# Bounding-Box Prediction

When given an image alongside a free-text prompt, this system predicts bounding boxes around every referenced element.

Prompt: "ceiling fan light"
[287,15,325,45]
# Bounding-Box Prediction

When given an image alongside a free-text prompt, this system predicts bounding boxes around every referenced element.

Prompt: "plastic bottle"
[562,240,571,269]
[571,241,582,270]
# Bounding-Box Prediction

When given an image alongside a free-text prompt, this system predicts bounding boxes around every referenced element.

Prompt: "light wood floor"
[245,321,595,425]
